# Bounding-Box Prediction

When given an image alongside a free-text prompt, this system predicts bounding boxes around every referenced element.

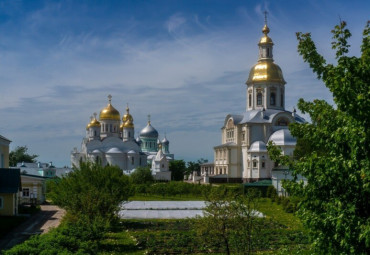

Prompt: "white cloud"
[165,13,187,34]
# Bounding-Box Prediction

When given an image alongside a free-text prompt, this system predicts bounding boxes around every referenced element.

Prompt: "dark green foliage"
[185,158,208,176]
[9,146,38,167]
[129,166,154,184]
[169,159,186,181]
[3,221,101,255]
[48,162,132,226]
[269,21,370,254]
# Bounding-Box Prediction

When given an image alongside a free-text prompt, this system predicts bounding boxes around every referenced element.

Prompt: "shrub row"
[266,186,300,213]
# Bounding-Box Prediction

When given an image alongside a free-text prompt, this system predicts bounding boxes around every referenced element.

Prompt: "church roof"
[139,121,159,138]
[249,141,268,152]
[268,129,296,146]
[225,109,305,126]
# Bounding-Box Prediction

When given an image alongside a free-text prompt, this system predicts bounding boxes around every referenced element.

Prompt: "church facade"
[212,21,305,183]
[71,96,173,175]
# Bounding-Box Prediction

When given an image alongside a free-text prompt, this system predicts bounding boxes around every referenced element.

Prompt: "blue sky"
[0,0,368,166]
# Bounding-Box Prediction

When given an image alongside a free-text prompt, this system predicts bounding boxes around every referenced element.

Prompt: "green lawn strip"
[0,216,28,238]
[98,230,144,255]
[258,198,304,230]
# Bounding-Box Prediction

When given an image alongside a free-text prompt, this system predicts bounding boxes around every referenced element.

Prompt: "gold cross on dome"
[108,94,112,103]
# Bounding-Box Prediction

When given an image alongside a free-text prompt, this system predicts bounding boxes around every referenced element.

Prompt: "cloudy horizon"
[0,0,368,166]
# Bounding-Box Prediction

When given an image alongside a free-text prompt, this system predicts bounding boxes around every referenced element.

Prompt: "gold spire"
[99,95,120,121]
[259,11,273,44]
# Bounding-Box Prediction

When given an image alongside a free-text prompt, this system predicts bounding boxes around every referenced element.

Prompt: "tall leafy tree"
[268,21,369,254]
[48,162,132,227]
[196,187,260,254]
[9,146,38,167]
[169,159,186,181]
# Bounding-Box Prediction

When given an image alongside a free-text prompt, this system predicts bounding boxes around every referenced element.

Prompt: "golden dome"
[123,119,134,128]
[259,24,273,44]
[90,118,101,128]
[86,123,91,130]
[246,60,286,85]
[99,95,120,121]
[121,105,134,128]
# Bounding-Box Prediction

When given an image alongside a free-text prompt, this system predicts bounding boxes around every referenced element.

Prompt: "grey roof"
[224,109,305,127]
[161,137,169,144]
[0,135,11,142]
[249,141,268,152]
[0,168,21,193]
[268,129,297,146]
[139,123,159,138]
[106,147,123,153]
[214,142,237,148]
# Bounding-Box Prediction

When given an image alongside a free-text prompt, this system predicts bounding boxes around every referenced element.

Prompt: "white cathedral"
[207,21,305,183]
[71,96,173,180]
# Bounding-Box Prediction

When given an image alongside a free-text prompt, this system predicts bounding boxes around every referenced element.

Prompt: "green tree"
[9,146,38,167]
[48,162,132,227]
[196,187,260,255]
[169,159,186,181]
[185,158,208,176]
[130,166,154,184]
[268,21,369,254]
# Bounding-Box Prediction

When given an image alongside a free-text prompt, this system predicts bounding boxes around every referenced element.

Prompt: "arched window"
[249,94,252,107]
[131,157,134,165]
[277,117,289,126]
[270,92,276,106]
[94,131,96,136]
[257,92,262,106]
[267,48,270,57]
[128,131,130,138]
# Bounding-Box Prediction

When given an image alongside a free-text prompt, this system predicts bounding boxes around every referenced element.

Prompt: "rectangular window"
[253,161,257,168]
[22,188,30,197]
[0,196,3,209]
[262,162,265,168]
[131,157,134,165]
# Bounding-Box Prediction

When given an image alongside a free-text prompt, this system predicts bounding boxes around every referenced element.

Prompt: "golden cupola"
[99,95,121,121]
[246,21,286,85]
[121,106,134,129]
[89,113,101,128]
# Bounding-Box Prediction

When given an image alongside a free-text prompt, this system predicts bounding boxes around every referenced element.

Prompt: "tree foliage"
[48,162,132,227]
[269,21,369,254]
[169,159,186,181]
[9,146,38,167]
[130,166,154,184]
[196,187,261,254]
[185,158,208,176]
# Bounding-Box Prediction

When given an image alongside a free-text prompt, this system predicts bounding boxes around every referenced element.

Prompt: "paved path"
[0,205,65,252]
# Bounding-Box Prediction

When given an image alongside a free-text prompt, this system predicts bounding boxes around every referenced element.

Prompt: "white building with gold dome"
[210,20,305,183]
[71,95,173,176]
[71,95,147,172]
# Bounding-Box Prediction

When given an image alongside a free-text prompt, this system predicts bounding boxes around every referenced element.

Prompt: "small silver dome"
[268,129,296,146]
[249,141,267,152]
[136,137,142,144]
[161,137,169,145]
[139,122,158,138]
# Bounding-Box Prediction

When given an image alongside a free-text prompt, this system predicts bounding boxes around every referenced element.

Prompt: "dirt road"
[0,205,65,251]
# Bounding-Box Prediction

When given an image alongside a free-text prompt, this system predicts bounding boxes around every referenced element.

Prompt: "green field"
[97,198,311,254]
